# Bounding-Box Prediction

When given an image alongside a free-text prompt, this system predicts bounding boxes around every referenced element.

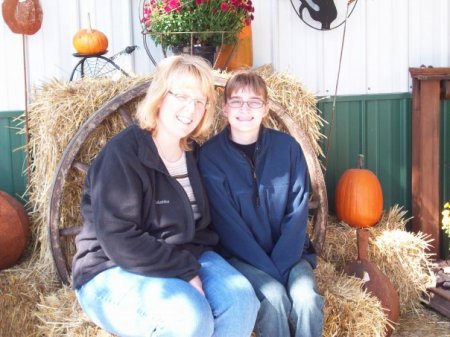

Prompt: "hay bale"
[321,205,435,314]
[0,70,436,336]
[26,76,152,277]
[2,70,321,336]
[35,286,113,337]
[0,256,56,337]
[316,259,390,337]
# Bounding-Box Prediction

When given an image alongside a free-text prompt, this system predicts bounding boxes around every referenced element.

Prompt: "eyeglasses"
[227,99,266,109]
[168,91,208,110]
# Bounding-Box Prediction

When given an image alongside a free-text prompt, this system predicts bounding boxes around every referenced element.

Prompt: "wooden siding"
[441,101,450,258]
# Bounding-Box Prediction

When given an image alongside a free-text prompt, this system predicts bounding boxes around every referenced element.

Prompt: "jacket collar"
[224,124,268,149]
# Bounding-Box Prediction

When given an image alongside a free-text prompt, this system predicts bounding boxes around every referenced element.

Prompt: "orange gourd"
[72,14,108,55]
[335,156,383,228]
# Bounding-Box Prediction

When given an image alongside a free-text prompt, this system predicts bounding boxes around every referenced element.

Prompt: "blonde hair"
[136,54,216,149]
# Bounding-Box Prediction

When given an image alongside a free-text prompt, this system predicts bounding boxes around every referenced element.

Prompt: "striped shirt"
[161,152,201,220]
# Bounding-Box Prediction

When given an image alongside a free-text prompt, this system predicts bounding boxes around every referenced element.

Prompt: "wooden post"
[409,67,450,259]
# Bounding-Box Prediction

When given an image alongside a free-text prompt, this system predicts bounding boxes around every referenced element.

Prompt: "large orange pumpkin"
[0,191,31,270]
[335,165,383,228]
[72,14,108,55]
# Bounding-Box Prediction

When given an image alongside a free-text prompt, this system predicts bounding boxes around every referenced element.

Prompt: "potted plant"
[140,0,254,65]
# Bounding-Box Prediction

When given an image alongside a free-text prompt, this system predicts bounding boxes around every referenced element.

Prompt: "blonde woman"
[72,55,259,337]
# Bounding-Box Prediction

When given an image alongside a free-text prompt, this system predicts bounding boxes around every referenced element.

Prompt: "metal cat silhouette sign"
[290,0,358,30]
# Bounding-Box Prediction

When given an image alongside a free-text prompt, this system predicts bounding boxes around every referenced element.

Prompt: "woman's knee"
[163,295,215,337]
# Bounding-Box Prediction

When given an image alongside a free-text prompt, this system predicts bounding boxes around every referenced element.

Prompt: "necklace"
[153,136,183,163]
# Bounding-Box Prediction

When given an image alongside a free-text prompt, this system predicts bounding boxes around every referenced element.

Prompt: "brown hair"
[223,70,268,104]
[135,54,216,149]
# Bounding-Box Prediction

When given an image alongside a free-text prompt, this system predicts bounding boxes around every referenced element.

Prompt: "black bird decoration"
[298,0,338,30]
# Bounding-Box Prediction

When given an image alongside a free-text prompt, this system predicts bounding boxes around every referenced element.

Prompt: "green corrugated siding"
[318,94,450,258]
[0,111,27,203]
[318,93,412,215]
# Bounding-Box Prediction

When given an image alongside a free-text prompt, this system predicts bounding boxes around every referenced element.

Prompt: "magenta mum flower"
[220,2,229,12]
[169,0,181,10]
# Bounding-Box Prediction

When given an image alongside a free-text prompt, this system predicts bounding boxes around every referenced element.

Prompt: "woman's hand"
[189,275,205,296]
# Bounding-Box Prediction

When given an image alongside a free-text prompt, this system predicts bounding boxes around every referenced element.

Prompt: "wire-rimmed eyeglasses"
[168,91,208,110]
[227,98,266,109]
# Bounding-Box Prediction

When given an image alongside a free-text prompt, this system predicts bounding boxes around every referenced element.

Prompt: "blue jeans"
[75,251,259,337]
[229,258,324,337]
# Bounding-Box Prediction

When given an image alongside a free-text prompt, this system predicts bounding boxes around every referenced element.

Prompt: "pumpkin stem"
[87,13,92,33]
[357,154,364,169]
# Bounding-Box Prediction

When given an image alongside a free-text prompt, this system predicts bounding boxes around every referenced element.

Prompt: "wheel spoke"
[73,161,89,174]
[118,107,134,126]
[59,226,82,236]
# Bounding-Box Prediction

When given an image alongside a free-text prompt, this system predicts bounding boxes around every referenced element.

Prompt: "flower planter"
[171,44,217,66]
[215,24,253,70]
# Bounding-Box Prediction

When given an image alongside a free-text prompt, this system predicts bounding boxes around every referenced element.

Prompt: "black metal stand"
[69,51,129,81]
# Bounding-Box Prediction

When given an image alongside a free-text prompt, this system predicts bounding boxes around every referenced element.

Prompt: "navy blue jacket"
[199,127,316,285]
[72,125,218,289]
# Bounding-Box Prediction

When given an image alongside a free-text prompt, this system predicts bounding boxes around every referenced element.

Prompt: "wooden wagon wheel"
[48,77,328,285]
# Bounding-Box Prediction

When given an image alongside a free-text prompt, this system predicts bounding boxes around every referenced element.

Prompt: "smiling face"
[223,88,269,144]
[156,78,208,142]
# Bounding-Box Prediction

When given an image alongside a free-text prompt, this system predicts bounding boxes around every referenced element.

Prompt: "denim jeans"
[229,258,324,337]
[75,251,259,337]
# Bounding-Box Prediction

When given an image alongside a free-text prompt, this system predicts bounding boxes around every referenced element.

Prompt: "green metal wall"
[0,111,27,203]
[318,94,450,258]
[318,93,412,214]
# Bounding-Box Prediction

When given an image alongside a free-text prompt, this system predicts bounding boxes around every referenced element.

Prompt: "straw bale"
[0,255,56,337]
[316,259,389,337]
[35,286,113,337]
[321,205,435,314]
[26,76,152,277]
[254,65,325,157]
[1,71,438,336]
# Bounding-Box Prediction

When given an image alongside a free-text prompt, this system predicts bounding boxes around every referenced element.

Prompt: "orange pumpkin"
[335,165,383,228]
[72,14,108,55]
[0,191,31,270]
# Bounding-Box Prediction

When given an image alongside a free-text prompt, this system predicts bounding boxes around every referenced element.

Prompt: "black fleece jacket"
[72,125,218,289]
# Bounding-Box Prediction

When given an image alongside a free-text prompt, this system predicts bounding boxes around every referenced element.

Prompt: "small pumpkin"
[335,155,383,228]
[72,14,108,55]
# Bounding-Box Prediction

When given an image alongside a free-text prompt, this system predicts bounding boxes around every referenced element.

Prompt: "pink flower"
[195,0,203,5]
[220,2,229,12]
[169,0,181,11]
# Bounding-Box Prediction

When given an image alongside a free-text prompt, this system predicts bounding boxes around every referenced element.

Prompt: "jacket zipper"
[240,146,260,208]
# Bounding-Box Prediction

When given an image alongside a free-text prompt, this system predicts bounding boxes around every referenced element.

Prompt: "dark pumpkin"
[0,191,31,270]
